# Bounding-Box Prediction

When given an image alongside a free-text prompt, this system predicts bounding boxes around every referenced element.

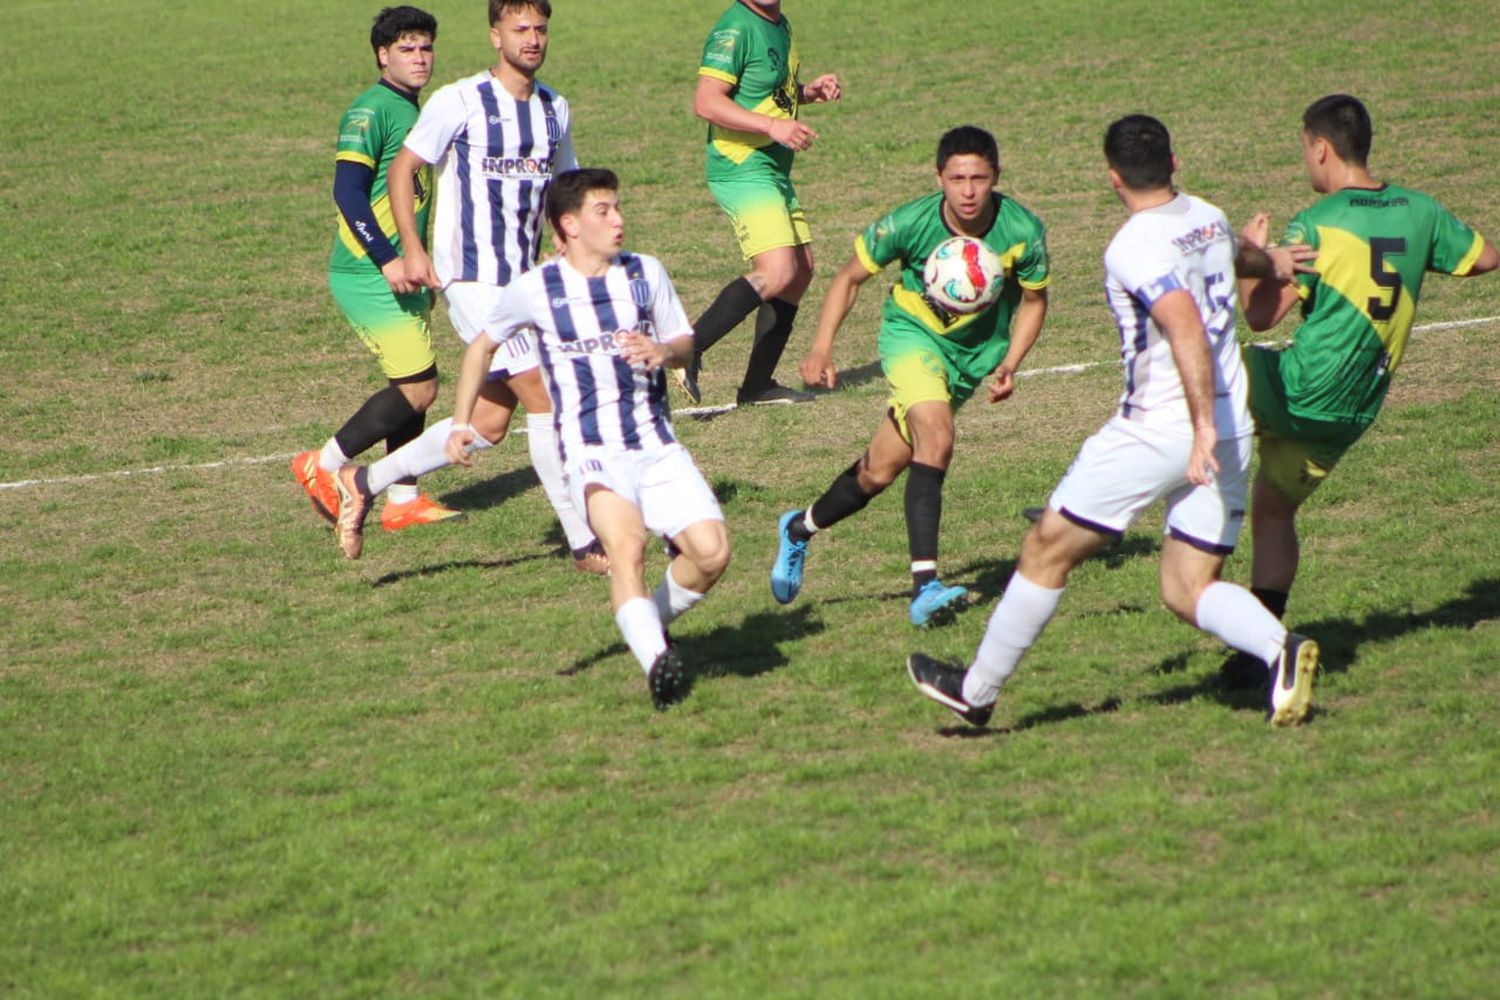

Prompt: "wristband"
[450,422,471,433]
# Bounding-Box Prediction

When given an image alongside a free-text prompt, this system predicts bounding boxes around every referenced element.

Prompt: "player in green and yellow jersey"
[680,0,842,406]
[770,127,1050,626]
[291,6,463,531]
[1235,94,1497,634]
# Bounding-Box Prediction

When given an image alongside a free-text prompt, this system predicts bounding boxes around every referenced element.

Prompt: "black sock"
[741,298,798,394]
[802,460,877,536]
[906,462,946,595]
[693,276,762,355]
[1251,587,1290,620]
[334,385,421,461]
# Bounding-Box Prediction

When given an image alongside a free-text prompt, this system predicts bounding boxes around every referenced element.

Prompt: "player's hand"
[1239,212,1272,249]
[1269,243,1317,281]
[446,424,477,467]
[799,349,837,389]
[403,250,441,291]
[1187,425,1220,486]
[768,118,818,152]
[801,74,841,104]
[618,331,666,371]
[381,258,419,295]
[987,365,1016,403]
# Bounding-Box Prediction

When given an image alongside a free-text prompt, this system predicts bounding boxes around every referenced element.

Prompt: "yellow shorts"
[883,348,953,444]
[1256,431,1346,504]
[709,172,811,260]
[328,270,435,380]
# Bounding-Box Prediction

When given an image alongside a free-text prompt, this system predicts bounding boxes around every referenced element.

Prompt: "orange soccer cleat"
[291,450,340,524]
[380,494,467,533]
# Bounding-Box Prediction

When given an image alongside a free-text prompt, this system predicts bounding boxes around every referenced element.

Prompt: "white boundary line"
[4,314,1497,493]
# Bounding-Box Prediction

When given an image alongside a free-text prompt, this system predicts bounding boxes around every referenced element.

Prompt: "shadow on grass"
[372,552,548,587]
[558,604,824,680]
[949,533,1159,605]
[835,360,884,391]
[438,466,540,515]
[933,696,1126,739]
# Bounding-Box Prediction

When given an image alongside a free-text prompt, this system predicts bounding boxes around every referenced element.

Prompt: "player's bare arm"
[692,75,817,152]
[799,255,872,388]
[988,287,1048,403]
[1235,214,1313,332]
[1152,289,1220,485]
[444,333,501,466]
[1468,238,1499,275]
[799,73,841,104]
[619,331,693,372]
[387,145,441,290]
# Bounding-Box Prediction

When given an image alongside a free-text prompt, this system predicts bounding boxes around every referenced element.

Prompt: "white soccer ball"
[922,236,1005,315]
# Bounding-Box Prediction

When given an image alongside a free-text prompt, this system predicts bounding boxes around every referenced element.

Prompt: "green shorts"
[328,269,435,380]
[1245,344,1367,503]
[878,322,998,442]
[708,168,810,260]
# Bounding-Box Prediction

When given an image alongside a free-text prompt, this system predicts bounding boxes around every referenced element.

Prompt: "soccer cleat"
[572,540,611,577]
[672,354,703,405]
[1268,632,1319,727]
[380,494,466,532]
[1021,505,1045,524]
[770,510,809,604]
[910,579,968,627]
[647,646,691,710]
[907,653,993,727]
[291,450,339,524]
[333,465,372,560]
[736,380,814,406]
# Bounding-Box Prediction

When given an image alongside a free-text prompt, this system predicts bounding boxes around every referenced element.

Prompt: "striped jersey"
[485,252,690,458]
[1103,192,1251,437]
[403,70,577,287]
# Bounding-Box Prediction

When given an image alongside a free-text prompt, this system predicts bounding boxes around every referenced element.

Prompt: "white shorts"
[567,442,724,543]
[442,281,540,380]
[1048,416,1251,554]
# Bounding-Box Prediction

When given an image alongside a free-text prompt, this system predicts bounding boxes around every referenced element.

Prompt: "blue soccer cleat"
[910,579,968,627]
[770,510,809,604]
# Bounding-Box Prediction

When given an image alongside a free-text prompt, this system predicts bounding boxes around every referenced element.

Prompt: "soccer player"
[909,115,1321,728]
[337,169,731,709]
[676,0,842,406]
[1231,94,1496,666]
[331,0,603,572]
[769,126,1049,627]
[291,7,462,532]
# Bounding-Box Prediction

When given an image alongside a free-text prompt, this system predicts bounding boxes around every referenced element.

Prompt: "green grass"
[3,0,1499,995]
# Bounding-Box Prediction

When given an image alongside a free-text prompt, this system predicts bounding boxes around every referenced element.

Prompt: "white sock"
[1195,581,1287,667]
[528,413,594,552]
[964,572,1064,706]
[615,597,668,673]
[366,417,492,496]
[318,437,349,473]
[652,565,706,626]
[387,482,418,504]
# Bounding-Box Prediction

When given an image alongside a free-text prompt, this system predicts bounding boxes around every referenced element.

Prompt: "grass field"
[3,0,1499,995]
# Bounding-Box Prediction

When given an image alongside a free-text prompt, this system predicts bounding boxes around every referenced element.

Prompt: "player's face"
[378,32,434,94]
[491,6,549,76]
[938,154,998,223]
[567,190,625,259]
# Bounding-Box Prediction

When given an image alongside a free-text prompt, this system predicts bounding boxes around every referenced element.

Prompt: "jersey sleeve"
[1427,202,1485,276]
[854,211,905,274]
[402,84,464,165]
[646,257,693,341]
[1106,235,1185,311]
[483,275,539,346]
[335,100,384,169]
[553,96,578,172]
[1281,208,1321,301]
[1012,219,1050,290]
[699,19,747,86]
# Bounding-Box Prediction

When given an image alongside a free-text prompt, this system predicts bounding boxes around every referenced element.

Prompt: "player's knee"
[750,259,796,299]
[691,526,732,580]
[473,409,510,444]
[396,376,439,413]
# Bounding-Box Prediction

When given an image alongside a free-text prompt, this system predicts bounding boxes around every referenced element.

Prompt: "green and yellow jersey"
[699,1,800,180]
[1275,184,1485,426]
[329,81,432,274]
[859,191,1049,380]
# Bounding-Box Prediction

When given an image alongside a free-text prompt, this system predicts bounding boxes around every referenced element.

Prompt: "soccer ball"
[922,236,1005,315]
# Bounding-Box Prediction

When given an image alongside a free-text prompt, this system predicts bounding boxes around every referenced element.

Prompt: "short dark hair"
[371,6,437,70]
[936,126,1000,174]
[547,168,620,233]
[1302,94,1372,166]
[490,0,551,26]
[1104,114,1174,191]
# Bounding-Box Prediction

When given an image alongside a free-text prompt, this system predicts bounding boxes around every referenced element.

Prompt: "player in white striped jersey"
[445,168,731,709]
[909,115,1321,730]
[338,0,604,571]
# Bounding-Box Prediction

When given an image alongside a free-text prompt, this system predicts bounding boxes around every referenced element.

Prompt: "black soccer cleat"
[647,647,691,710]
[906,653,993,728]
